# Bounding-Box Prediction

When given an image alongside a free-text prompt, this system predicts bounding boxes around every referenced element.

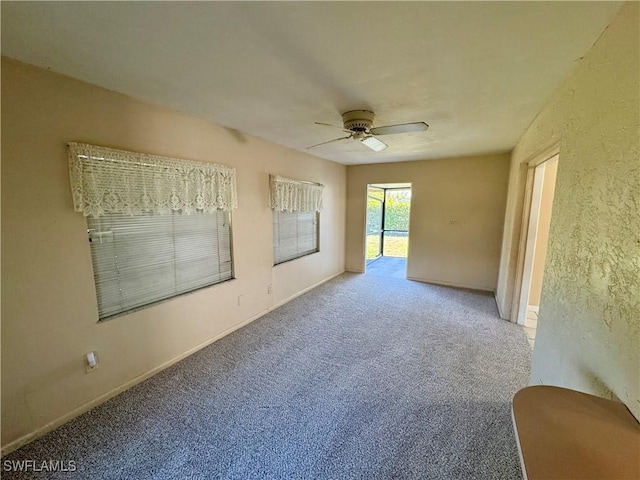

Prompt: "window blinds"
[88,211,232,319]
[273,211,319,264]
[269,175,323,264]
[68,143,236,320]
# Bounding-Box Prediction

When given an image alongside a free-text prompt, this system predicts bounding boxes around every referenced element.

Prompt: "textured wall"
[1,58,346,451]
[346,154,510,292]
[498,3,639,418]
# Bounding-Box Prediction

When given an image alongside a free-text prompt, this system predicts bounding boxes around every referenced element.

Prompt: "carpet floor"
[365,256,407,279]
[2,272,531,479]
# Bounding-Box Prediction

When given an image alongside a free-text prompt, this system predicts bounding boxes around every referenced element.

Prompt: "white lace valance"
[269,175,324,213]
[68,143,237,217]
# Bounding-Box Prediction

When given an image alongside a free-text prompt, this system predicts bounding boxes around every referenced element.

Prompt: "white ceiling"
[1,2,622,165]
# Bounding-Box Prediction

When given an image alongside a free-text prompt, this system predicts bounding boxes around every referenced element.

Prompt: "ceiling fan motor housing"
[342,110,375,132]
[308,109,427,150]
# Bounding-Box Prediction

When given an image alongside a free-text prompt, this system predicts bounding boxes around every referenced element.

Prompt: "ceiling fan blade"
[315,122,352,133]
[369,122,429,136]
[306,135,352,149]
[361,136,388,152]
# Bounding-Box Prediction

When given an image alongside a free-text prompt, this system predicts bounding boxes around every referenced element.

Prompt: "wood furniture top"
[512,385,640,480]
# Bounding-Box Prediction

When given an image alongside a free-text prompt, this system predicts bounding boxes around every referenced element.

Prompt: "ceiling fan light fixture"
[308,110,427,152]
[361,136,387,152]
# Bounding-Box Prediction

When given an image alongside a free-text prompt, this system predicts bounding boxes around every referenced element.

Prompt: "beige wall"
[1,58,346,451]
[528,157,558,307]
[346,154,510,292]
[496,3,639,418]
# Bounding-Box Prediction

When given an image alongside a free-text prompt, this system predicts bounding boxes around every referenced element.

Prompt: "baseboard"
[406,276,494,293]
[1,269,345,457]
[495,294,505,319]
[345,267,364,274]
[271,270,345,310]
[2,315,259,457]
[495,293,514,321]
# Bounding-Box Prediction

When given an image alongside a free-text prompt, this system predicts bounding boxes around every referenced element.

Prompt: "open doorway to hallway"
[365,183,412,278]
[516,154,559,347]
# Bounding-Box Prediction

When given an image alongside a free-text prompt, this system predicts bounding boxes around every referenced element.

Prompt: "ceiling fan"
[307,110,428,152]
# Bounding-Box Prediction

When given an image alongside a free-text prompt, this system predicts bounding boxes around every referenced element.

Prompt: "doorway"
[365,183,412,278]
[514,154,559,346]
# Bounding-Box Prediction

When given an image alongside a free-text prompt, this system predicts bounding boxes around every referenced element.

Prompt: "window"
[88,211,232,319]
[269,174,323,265]
[273,211,319,264]
[68,142,237,320]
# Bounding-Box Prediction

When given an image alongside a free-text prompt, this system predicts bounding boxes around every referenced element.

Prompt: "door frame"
[366,186,384,263]
[511,144,560,325]
[364,183,412,269]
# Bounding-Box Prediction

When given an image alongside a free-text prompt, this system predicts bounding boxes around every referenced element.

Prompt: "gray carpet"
[2,273,531,480]
[366,256,407,279]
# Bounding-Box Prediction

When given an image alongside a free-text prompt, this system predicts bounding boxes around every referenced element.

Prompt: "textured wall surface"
[499,3,639,418]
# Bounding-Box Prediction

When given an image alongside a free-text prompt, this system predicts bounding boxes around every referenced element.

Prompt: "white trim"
[346,267,365,274]
[1,316,253,456]
[406,276,494,293]
[516,161,547,325]
[526,142,560,168]
[510,166,536,323]
[271,270,344,311]
[1,270,344,457]
[495,293,506,319]
[510,143,560,323]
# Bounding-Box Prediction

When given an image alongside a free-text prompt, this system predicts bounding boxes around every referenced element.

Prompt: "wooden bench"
[511,385,640,479]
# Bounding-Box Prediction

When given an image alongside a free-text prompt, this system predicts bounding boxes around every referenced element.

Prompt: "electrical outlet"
[267,284,273,294]
[85,351,98,374]
[237,294,244,306]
